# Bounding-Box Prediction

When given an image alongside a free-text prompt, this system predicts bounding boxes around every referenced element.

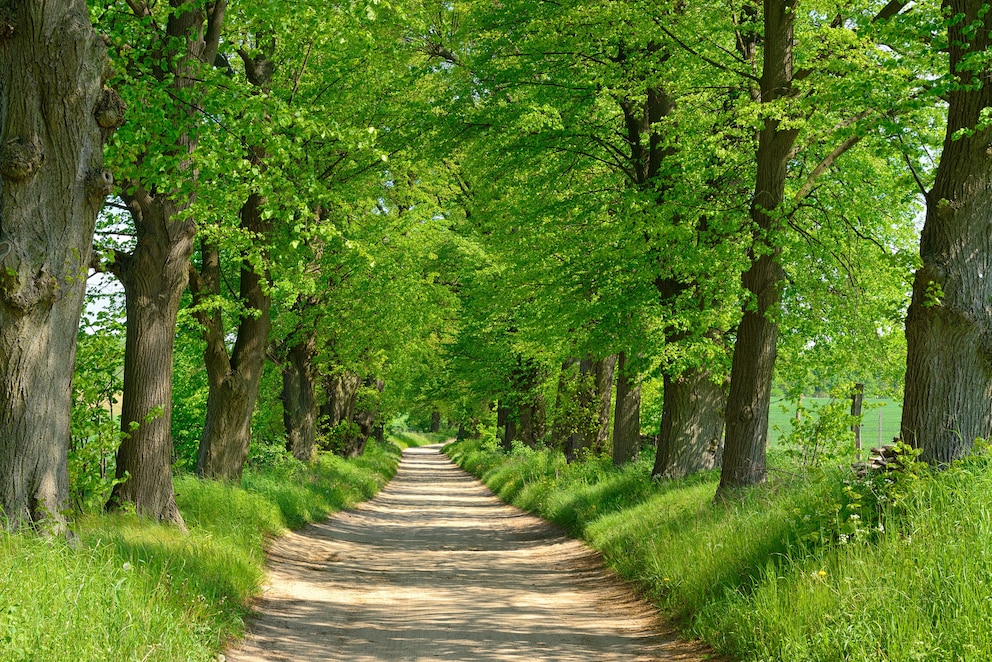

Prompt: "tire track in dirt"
[227,444,717,661]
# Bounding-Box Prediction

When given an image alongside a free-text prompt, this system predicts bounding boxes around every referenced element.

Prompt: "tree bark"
[108,193,193,526]
[653,369,727,479]
[192,238,271,479]
[518,395,546,447]
[321,371,361,431]
[901,0,992,464]
[497,402,511,451]
[592,355,617,453]
[612,353,642,466]
[108,0,227,525]
[281,336,317,462]
[430,409,441,433]
[718,0,799,495]
[0,0,115,530]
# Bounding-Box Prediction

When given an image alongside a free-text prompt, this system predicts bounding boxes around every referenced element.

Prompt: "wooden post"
[796,393,803,423]
[851,383,865,457]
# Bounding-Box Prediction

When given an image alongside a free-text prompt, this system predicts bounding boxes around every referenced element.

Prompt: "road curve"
[227,444,711,662]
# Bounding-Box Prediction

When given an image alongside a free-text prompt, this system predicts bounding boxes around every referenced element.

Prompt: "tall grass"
[0,440,403,661]
[446,438,992,661]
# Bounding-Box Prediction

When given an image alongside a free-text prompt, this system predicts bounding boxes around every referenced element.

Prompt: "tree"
[0,0,120,530]
[902,0,992,463]
[718,0,927,493]
[191,33,275,480]
[103,0,227,525]
[719,0,801,493]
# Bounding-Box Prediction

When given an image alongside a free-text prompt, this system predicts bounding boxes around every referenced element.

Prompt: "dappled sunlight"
[228,446,707,661]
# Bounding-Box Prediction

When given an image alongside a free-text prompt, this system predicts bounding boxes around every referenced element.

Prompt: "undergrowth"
[446,438,992,661]
[0,439,405,662]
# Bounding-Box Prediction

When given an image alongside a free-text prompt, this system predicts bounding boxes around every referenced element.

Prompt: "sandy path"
[227,445,713,662]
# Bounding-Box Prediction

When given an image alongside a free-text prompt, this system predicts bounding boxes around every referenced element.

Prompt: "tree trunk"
[653,369,727,479]
[518,395,546,447]
[107,0,227,525]
[718,0,799,496]
[593,355,617,453]
[193,195,272,480]
[497,402,510,451]
[321,371,361,432]
[551,358,576,451]
[281,336,317,462]
[902,0,992,464]
[612,353,642,466]
[504,416,518,450]
[108,198,193,527]
[430,409,441,433]
[0,1,115,530]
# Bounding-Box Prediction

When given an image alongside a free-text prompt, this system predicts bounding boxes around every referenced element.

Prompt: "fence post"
[851,383,864,458]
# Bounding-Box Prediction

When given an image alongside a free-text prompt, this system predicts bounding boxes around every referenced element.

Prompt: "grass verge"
[0,439,403,662]
[446,438,992,661]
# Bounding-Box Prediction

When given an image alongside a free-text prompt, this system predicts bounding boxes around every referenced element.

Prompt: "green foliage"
[388,430,449,449]
[813,441,926,546]
[777,390,861,468]
[0,442,399,661]
[547,363,598,452]
[69,302,126,512]
[318,419,362,455]
[170,321,209,472]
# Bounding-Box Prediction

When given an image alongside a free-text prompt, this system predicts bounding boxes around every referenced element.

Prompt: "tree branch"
[896,133,930,198]
[202,1,228,67]
[792,133,863,204]
[655,22,760,83]
[290,40,314,107]
[873,0,909,23]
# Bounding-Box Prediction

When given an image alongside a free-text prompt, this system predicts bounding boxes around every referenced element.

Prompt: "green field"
[767,397,903,449]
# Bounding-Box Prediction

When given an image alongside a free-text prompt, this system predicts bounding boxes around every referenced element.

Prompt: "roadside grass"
[0,440,402,662]
[446,438,992,661]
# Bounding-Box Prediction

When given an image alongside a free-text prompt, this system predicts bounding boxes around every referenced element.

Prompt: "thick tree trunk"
[107,0,227,525]
[612,353,642,466]
[194,194,272,480]
[0,1,114,530]
[653,370,727,479]
[321,371,361,431]
[430,409,441,433]
[518,395,546,447]
[565,357,595,461]
[504,416,518,450]
[593,355,617,453]
[719,0,799,495]
[902,0,992,464]
[281,336,317,462]
[109,197,192,527]
[551,358,576,451]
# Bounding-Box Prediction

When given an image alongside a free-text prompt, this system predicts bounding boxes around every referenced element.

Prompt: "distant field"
[768,397,903,449]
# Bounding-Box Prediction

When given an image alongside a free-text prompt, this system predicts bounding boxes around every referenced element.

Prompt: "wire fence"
[768,397,902,450]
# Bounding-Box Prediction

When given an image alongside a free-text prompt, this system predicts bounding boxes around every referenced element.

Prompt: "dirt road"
[227,444,713,661]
